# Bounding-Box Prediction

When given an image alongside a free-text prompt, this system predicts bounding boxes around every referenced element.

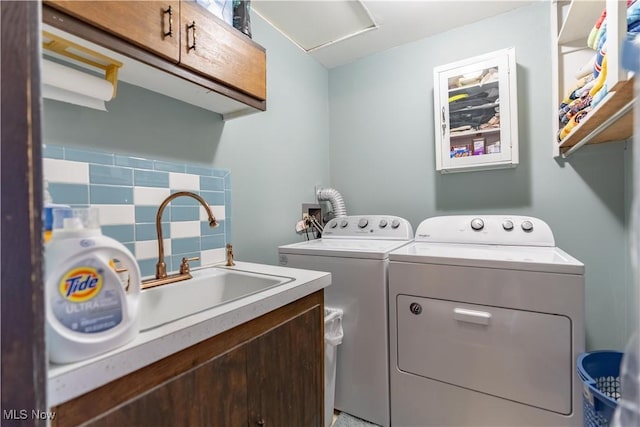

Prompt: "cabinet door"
[433,48,518,173]
[83,346,249,427]
[47,1,180,63]
[248,305,324,427]
[180,0,267,101]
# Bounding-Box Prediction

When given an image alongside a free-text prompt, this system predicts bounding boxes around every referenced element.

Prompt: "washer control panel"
[415,215,555,246]
[323,215,413,240]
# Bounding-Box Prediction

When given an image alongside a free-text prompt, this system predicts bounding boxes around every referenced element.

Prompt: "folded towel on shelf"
[590,55,608,97]
[573,78,597,99]
[588,7,608,49]
[591,83,609,108]
[559,109,590,141]
[559,95,593,125]
[560,75,594,105]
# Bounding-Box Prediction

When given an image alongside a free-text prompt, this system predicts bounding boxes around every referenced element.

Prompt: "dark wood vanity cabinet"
[51,291,324,427]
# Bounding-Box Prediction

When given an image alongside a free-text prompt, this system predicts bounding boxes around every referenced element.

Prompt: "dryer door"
[396,295,572,414]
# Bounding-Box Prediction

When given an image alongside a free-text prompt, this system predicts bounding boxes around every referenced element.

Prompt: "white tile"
[43,159,89,184]
[134,187,170,205]
[170,221,200,238]
[169,173,200,191]
[199,205,225,221]
[96,205,135,226]
[135,239,171,259]
[200,248,226,266]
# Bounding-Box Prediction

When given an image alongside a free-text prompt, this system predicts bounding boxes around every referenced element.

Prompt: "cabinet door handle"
[163,5,173,37]
[187,21,197,51]
[256,420,265,426]
[441,106,447,137]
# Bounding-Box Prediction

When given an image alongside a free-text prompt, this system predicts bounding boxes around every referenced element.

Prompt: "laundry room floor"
[331,411,380,427]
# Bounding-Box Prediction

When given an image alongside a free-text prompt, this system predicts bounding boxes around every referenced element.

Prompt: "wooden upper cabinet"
[46,1,180,63]
[180,0,266,101]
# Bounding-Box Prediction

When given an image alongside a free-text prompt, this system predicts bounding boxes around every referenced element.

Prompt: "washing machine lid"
[279,238,412,260]
[389,242,584,274]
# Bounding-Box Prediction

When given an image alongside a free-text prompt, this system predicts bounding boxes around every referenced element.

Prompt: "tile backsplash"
[43,144,231,278]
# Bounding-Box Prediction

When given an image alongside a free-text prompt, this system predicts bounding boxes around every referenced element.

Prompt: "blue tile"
[186,165,213,176]
[201,219,224,236]
[135,206,168,223]
[138,258,163,279]
[201,191,224,206]
[65,147,114,165]
[224,173,231,190]
[123,242,136,255]
[225,190,232,219]
[200,176,224,191]
[171,253,200,273]
[102,224,135,243]
[90,185,133,204]
[201,234,225,250]
[136,222,170,241]
[154,160,185,173]
[89,164,133,186]
[115,155,154,170]
[171,206,199,221]
[48,183,89,205]
[43,144,64,159]
[225,218,232,242]
[134,169,169,188]
[169,190,200,206]
[212,169,229,178]
[172,237,200,254]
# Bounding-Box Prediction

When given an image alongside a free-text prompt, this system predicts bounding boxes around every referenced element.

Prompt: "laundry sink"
[139,267,294,331]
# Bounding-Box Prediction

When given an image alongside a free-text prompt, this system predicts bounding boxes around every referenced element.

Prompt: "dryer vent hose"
[316,187,347,218]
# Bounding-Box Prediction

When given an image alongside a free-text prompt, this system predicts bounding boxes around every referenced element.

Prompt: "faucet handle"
[180,256,199,274]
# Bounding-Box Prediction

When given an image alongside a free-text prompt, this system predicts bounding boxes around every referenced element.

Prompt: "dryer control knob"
[521,220,534,232]
[339,219,349,228]
[358,218,369,228]
[328,220,337,229]
[471,218,484,231]
[379,219,388,228]
[502,219,514,231]
[391,219,401,229]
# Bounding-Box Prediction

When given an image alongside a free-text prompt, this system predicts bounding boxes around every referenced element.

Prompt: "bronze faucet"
[141,191,218,289]
[225,243,235,266]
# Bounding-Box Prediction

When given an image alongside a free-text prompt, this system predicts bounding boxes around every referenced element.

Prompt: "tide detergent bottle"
[45,207,141,364]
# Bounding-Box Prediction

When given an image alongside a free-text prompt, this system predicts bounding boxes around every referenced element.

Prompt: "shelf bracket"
[562,98,635,158]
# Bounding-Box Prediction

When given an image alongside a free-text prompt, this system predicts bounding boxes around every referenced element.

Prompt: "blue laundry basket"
[577,351,623,427]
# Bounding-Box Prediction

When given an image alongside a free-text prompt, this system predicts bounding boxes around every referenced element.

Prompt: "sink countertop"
[47,261,331,407]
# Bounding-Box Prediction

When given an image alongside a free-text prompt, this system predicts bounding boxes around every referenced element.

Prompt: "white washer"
[388,215,585,427]
[279,215,414,427]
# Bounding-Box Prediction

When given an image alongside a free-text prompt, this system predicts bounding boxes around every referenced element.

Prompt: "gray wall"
[43,15,330,265]
[328,3,630,351]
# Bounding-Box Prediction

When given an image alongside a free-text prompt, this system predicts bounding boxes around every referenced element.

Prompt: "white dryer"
[279,215,414,427]
[388,215,585,427]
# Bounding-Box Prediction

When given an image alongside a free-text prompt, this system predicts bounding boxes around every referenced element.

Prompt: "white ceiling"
[252,0,538,69]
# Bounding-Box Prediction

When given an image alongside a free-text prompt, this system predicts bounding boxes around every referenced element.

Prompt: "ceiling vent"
[252,0,377,52]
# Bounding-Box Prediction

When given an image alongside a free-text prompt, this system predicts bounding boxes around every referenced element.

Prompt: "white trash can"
[324,307,344,427]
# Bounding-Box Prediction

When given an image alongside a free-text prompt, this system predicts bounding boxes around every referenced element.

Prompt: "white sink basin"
[139,267,294,331]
